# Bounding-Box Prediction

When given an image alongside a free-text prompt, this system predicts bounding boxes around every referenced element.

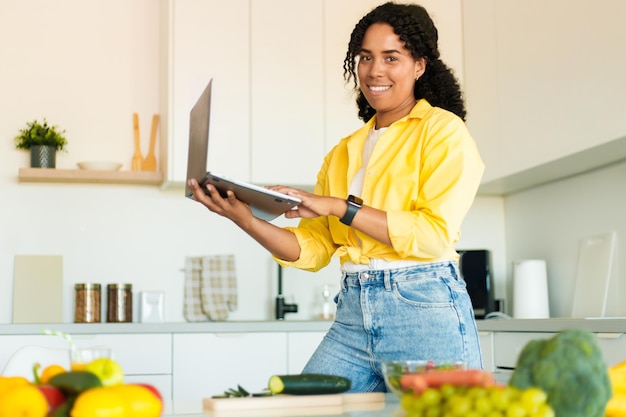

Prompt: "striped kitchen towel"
[199,254,237,321]
[183,257,210,322]
[183,255,238,322]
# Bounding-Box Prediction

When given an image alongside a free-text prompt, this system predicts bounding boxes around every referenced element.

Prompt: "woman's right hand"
[187,178,255,226]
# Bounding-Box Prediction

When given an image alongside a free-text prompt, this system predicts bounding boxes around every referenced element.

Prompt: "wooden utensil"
[132,113,143,171]
[142,114,159,171]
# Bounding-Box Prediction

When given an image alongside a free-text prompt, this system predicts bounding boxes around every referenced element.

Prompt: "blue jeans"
[302,261,483,392]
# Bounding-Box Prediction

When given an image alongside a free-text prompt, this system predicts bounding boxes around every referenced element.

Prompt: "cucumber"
[268,373,351,395]
[49,371,102,395]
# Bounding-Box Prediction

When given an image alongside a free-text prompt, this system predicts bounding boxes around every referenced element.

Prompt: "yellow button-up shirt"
[276,99,485,272]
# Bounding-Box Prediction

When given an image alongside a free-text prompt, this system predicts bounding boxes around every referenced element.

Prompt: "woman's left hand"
[268,186,339,219]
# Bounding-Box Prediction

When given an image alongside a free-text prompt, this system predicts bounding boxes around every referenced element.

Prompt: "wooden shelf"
[18,168,164,185]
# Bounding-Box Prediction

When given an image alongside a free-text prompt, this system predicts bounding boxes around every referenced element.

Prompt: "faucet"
[275,265,298,320]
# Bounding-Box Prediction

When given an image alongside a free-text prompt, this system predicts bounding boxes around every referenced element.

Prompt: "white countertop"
[0,320,334,335]
[2,318,626,335]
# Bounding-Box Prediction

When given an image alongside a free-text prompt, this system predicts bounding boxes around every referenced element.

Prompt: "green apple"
[84,358,125,386]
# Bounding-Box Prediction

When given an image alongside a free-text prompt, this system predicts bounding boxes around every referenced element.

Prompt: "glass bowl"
[381,359,467,398]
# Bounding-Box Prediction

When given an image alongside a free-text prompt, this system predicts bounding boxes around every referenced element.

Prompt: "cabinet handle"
[596,333,624,339]
[214,333,249,338]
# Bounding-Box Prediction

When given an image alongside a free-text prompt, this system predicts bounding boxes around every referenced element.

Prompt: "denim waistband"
[340,260,459,290]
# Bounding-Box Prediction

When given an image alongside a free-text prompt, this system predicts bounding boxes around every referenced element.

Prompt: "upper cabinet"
[463,0,626,192]
[159,0,251,186]
[160,0,464,187]
[249,0,325,185]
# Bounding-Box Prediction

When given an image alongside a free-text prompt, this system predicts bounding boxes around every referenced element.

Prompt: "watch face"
[348,195,363,206]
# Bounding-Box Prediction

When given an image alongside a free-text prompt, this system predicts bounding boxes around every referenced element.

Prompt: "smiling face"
[357,23,425,128]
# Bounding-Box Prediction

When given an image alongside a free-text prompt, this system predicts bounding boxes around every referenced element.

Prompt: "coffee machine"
[457,249,495,319]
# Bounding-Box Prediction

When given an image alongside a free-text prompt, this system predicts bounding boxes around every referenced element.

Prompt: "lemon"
[0,384,48,417]
[71,387,128,417]
[111,385,162,417]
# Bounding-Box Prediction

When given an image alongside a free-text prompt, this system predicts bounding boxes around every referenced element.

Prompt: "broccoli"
[510,329,612,417]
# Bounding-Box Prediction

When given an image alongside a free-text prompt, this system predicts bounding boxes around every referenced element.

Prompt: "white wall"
[0,0,506,324]
[504,161,626,318]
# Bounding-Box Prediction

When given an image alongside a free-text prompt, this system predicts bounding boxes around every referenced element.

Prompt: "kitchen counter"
[2,318,626,335]
[0,320,334,335]
[476,317,626,333]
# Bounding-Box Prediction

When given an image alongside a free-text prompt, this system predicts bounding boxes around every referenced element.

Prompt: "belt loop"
[384,269,392,291]
[340,272,347,291]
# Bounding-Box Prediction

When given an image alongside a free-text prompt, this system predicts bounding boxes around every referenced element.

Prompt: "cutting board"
[571,232,616,317]
[203,392,385,416]
[12,255,63,323]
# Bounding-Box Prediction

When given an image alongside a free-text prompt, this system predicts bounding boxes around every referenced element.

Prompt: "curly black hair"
[343,2,466,122]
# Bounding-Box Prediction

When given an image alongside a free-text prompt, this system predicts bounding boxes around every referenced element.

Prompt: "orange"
[71,387,128,417]
[40,364,66,384]
[110,385,162,417]
[0,384,48,417]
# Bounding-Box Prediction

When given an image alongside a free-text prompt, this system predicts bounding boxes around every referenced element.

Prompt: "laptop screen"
[185,79,213,198]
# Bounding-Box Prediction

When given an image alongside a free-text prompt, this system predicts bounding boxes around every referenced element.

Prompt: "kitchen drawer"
[595,332,626,366]
[173,332,288,414]
[493,332,554,369]
[0,333,172,378]
[70,333,172,375]
[0,335,72,375]
[287,331,325,373]
[478,331,494,372]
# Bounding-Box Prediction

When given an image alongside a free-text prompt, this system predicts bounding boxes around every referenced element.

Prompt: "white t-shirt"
[342,127,425,273]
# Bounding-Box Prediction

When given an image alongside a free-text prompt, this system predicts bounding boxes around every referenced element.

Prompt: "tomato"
[0,384,48,417]
[37,385,65,411]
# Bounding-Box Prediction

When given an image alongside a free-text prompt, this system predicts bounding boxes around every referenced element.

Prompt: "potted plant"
[14,118,68,168]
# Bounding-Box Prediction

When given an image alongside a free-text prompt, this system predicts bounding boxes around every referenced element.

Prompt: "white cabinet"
[478,331,494,372]
[493,332,553,370]
[162,0,465,187]
[491,330,626,384]
[160,0,251,184]
[249,0,325,185]
[286,331,326,374]
[595,333,626,367]
[463,0,626,184]
[172,332,288,414]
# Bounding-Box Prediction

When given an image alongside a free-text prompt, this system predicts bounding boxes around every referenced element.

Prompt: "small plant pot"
[30,145,57,168]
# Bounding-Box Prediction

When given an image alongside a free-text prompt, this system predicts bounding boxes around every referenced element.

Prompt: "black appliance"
[458,249,495,319]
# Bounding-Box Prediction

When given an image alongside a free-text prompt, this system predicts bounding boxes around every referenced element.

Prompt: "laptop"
[185,79,302,221]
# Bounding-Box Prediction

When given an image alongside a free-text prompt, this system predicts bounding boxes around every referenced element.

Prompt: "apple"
[84,358,125,386]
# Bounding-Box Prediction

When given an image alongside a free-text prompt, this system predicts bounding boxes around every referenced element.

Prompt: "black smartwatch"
[339,195,363,226]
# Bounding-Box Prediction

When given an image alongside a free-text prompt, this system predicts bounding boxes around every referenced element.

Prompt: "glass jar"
[74,283,101,323]
[107,283,133,323]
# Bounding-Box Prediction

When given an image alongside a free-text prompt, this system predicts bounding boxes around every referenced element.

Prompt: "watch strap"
[339,195,362,226]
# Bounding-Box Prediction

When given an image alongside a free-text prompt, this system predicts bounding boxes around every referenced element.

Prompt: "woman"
[188,2,485,392]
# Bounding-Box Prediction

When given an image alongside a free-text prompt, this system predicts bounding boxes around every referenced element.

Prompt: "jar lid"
[107,283,132,290]
[75,283,101,290]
